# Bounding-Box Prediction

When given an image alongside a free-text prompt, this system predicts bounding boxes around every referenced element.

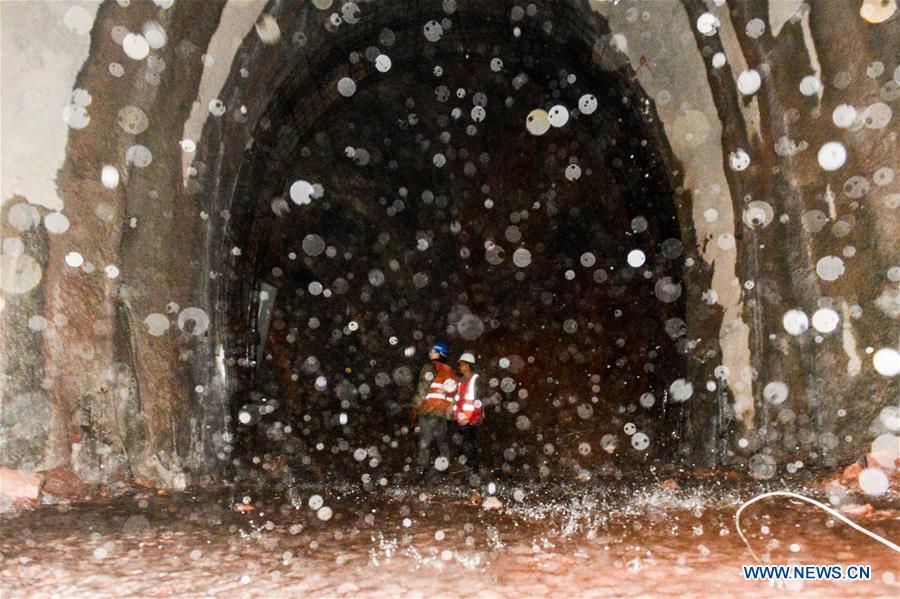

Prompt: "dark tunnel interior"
[221,5,689,486]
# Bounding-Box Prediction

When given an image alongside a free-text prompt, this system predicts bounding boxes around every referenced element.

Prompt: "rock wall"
[1,0,897,488]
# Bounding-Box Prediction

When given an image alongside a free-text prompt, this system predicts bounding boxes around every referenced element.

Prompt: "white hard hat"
[459,352,476,364]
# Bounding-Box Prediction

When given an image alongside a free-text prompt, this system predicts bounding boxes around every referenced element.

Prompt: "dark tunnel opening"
[220,4,689,487]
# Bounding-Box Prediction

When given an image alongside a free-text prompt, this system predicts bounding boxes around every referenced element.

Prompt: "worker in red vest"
[453,352,483,470]
[412,342,457,474]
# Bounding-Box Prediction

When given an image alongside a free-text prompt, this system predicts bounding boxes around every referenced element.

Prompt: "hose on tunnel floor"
[735,491,900,563]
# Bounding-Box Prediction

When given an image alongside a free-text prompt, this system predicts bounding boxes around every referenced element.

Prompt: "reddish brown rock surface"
[0,468,43,510]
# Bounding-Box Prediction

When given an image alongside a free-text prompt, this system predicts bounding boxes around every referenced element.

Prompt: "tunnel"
[1,0,899,596]
[223,1,691,485]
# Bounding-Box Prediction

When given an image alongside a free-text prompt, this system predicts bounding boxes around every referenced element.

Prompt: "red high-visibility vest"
[421,361,457,415]
[454,373,483,425]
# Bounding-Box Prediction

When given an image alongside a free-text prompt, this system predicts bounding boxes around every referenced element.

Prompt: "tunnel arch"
[188,0,712,483]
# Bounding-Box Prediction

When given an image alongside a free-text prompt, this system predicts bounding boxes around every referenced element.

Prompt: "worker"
[412,342,457,474]
[453,352,483,470]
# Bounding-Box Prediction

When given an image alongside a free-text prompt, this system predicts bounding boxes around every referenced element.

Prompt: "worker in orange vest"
[412,342,457,474]
[453,352,483,470]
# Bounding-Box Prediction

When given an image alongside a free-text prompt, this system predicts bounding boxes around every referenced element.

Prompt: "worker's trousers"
[416,414,450,470]
[456,424,479,469]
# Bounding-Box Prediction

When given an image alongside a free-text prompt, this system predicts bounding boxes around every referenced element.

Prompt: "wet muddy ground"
[2,479,898,597]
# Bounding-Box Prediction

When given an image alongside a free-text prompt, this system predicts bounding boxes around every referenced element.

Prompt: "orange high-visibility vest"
[421,361,457,415]
[454,373,483,425]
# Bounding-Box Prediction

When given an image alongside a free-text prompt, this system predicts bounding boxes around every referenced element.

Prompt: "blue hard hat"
[431,342,449,357]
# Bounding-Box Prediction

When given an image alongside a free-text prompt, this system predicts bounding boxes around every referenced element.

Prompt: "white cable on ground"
[735,490,900,563]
